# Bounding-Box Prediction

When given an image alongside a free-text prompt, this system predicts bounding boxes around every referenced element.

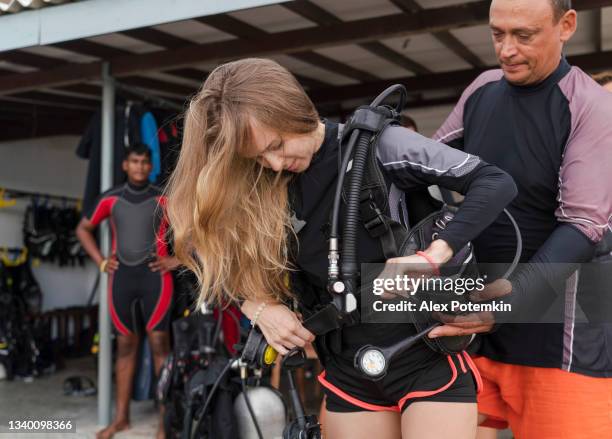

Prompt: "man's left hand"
[429,278,513,338]
[149,256,180,273]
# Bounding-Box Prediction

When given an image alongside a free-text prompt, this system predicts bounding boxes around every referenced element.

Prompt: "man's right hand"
[101,257,119,274]
[241,301,315,355]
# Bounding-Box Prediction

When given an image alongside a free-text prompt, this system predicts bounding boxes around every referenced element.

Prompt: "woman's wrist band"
[251,302,268,327]
[99,259,108,273]
[416,251,441,276]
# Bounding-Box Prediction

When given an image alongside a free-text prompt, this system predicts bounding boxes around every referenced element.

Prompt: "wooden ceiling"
[1,0,612,141]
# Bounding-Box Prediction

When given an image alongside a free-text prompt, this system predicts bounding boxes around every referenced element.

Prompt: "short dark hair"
[592,71,612,87]
[550,0,571,22]
[400,114,418,132]
[124,143,151,160]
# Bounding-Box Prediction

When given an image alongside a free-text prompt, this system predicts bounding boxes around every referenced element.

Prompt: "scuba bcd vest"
[298,85,522,379]
[299,85,475,355]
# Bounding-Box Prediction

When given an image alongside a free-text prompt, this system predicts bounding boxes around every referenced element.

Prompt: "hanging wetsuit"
[84,182,173,335]
[290,120,516,413]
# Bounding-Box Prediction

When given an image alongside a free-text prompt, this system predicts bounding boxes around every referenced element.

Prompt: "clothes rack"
[2,187,80,203]
[115,81,185,112]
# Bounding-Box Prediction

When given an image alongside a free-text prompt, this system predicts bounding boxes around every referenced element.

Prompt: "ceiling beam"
[390,0,485,68]
[2,0,612,94]
[119,76,196,97]
[308,50,612,104]
[52,39,132,58]
[309,68,482,104]
[0,62,103,95]
[197,15,331,86]
[0,51,60,70]
[284,0,431,74]
[198,14,371,82]
[1,93,99,111]
[290,50,378,81]
[57,83,104,96]
[119,27,195,50]
[164,68,208,82]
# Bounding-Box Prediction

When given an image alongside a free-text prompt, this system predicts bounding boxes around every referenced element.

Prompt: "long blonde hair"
[166,58,320,306]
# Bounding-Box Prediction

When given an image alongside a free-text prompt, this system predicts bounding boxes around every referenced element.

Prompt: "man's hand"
[102,256,119,274]
[428,278,513,338]
[149,256,180,274]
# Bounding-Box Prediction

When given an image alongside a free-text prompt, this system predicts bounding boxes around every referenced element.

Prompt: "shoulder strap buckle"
[360,189,389,238]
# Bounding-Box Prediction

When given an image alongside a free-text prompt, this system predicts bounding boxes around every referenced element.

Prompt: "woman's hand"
[241,300,315,355]
[377,239,453,299]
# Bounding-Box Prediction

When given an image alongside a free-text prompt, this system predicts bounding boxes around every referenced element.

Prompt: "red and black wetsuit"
[85,182,173,335]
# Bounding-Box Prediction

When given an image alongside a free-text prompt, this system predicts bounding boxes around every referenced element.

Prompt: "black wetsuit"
[290,120,516,412]
[85,182,173,335]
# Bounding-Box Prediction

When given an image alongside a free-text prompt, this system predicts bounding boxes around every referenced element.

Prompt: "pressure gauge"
[354,346,388,379]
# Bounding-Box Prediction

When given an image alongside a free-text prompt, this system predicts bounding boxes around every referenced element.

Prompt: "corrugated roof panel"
[19,44,97,63]
[0,60,37,72]
[230,4,317,32]
[270,53,359,86]
[381,33,472,73]
[314,44,415,79]
[449,25,498,66]
[414,0,483,8]
[87,33,164,54]
[153,19,236,45]
[0,0,73,15]
[309,0,400,22]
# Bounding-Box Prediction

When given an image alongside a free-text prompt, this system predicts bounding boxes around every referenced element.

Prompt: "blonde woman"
[166,58,517,439]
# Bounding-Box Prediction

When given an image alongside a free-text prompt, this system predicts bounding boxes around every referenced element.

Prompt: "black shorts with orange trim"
[108,262,173,336]
[318,339,481,413]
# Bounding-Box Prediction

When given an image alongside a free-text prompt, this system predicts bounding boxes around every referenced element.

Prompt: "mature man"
[76,143,179,439]
[430,0,612,437]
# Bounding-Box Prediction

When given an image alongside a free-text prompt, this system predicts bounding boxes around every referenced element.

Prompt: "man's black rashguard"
[434,58,612,376]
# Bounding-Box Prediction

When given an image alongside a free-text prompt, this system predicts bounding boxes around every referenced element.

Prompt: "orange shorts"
[474,356,612,439]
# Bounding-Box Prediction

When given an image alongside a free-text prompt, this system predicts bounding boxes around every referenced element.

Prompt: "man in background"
[76,143,179,439]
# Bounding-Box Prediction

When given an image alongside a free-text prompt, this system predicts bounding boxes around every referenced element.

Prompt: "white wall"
[0,135,98,311]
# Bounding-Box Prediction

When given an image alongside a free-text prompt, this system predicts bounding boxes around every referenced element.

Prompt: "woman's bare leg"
[323,409,401,439]
[401,402,477,439]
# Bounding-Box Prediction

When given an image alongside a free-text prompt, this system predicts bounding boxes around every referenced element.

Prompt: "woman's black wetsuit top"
[289,120,517,361]
[290,122,516,412]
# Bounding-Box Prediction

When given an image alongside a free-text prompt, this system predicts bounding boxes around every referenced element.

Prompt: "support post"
[98,62,115,426]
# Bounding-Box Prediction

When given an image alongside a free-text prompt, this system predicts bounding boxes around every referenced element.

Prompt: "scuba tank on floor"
[233,328,321,439]
[234,387,286,439]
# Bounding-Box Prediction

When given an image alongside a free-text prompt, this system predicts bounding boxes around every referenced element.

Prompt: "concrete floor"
[0,357,158,439]
[0,356,513,439]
